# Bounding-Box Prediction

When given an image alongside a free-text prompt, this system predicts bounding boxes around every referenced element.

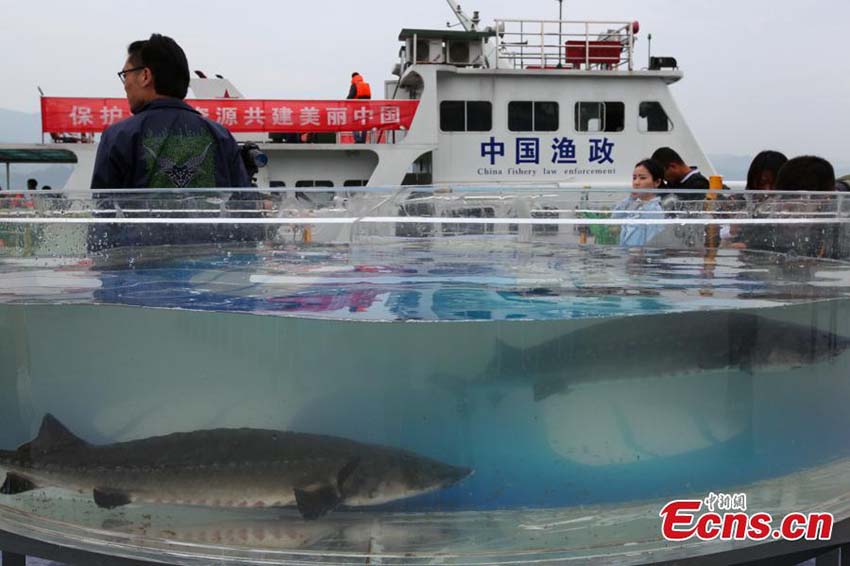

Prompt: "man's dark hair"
[746,150,787,190]
[650,147,685,168]
[775,156,836,192]
[127,34,190,99]
[26,178,37,189]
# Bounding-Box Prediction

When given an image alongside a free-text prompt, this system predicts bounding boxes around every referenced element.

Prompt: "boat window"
[440,101,492,132]
[575,102,625,132]
[442,207,496,235]
[295,181,334,188]
[535,102,559,131]
[508,102,533,131]
[508,102,559,132]
[440,101,466,131]
[466,102,492,132]
[532,207,560,234]
[295,181,335,207]
[343,180,369,187]
[638,101,673,132]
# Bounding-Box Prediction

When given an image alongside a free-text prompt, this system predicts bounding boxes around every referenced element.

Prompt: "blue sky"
[0,0,848,166]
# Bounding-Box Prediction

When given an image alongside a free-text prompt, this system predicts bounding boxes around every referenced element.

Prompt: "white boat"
[1,1,714,193]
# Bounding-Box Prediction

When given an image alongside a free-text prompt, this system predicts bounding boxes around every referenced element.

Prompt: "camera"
[239,142,268,183]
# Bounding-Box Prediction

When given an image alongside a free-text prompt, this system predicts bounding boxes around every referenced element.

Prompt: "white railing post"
[628,25,634,71]
[559,18,564,68]
[540,21,545,68]
[490,20,496,69]
[584,22,590,68]
[519,20,525,69]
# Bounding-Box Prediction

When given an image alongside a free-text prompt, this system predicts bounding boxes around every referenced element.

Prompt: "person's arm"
[221,135,267,242]
[90,129,123,189]
[644,199,666,243]
[347,84,357,100]
[223,135,262,213]
[229,142,251,188]
[610,196,631,217]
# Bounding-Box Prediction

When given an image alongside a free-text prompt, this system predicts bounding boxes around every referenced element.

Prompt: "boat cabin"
[30,7,714,191]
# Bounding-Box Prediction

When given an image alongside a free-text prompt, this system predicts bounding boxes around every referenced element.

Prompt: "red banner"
[40,97,419,134]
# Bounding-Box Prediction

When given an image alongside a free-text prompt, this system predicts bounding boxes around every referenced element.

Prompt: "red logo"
[660,494,833,542]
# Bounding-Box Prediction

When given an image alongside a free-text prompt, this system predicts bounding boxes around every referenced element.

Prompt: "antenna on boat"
[445,0,478,31]
[556,0,564,68]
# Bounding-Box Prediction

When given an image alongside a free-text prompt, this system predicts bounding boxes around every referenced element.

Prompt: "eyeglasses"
[117,66,146,83]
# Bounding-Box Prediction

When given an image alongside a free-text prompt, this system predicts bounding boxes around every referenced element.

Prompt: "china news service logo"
[660,493,833,542]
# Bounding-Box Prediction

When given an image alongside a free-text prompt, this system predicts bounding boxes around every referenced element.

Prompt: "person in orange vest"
[347,72,371,143]
[347,72,372,100]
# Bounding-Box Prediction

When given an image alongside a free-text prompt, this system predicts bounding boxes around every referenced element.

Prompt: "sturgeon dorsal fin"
[1,473,38,495]
[29,414,87,453]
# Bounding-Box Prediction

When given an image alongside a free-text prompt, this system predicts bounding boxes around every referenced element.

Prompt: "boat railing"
[334,129,408,145]
[3,188,848,223]
[493,19,637,71]
[4,188,850,252]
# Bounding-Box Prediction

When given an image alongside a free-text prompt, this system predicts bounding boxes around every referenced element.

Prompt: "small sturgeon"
[0,415,472,520]
[486,310,850,400]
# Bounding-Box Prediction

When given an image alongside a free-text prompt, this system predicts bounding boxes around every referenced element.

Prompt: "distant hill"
[708,154,752,182]
[710,153,850,183]
[0,108,41,143]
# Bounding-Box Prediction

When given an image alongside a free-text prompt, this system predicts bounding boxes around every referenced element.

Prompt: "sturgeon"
[486,310,850,401]
[0,415,472,520]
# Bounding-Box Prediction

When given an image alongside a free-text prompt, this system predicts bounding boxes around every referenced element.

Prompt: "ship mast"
[445,1,479,31]
[557,0,564,67]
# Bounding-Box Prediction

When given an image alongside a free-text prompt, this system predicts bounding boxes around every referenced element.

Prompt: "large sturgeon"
[486,309,850,400]
[0,415,472,520]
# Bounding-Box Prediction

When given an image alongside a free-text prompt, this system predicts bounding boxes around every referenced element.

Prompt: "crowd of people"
[612,147,846,253]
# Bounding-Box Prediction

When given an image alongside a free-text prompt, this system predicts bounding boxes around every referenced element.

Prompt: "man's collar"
[132,97,199,115]
[680,168,700,184]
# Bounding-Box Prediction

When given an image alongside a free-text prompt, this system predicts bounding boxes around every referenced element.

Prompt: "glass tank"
[1,187,850,564]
